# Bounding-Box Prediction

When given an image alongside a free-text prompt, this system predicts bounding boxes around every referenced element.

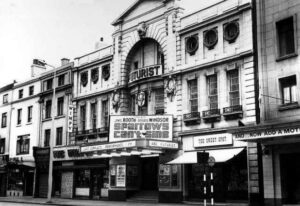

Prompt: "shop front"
[78,115,182,203]
[6,158,35,197]
[0,155,9,197]
[170,132,248,204]
[233,122,300,206]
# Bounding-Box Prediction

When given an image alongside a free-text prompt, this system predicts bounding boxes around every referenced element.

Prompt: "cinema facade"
[44,0,261,205]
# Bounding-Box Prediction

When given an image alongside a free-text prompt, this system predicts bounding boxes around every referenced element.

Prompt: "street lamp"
[35,59,56,203]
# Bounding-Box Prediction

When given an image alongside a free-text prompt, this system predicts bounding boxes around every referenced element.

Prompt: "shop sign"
[193,133,233,148]
[116,165,126,187]
[67,105,74,133]
[129,65,162,83]
[149,141,178,149]
[110,115,173,142]
[81,141,136,153]
[233,126,300,141]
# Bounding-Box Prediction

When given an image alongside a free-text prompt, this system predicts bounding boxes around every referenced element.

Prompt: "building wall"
[9,80,41,161]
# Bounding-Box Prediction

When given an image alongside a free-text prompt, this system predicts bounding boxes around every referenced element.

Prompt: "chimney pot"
[61,58,70,66]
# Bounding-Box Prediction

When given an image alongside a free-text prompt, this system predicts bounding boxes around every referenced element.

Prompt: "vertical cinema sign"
[129,65,162,83]
[68,105,74,132]
[109,115,173,142]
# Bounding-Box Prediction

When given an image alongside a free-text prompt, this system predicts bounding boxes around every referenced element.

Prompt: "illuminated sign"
[129,65,162,83]
[81,141,136,153]
[149,141,178,149]
[110,115,173,142]
[194,133,233,148]
[67,105,74,133]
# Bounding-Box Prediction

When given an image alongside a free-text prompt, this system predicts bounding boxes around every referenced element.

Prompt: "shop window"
[130,94,136,115]
[57,97,64,116]
[280,75,297,105]
[208,74,218,109]
[0,138,5,154]
[159,164,179,187]
[80,105,86,131]
[110,165,116,187]
[27,106,33,123]
[75,170,90,188]
[1,112,7,128]
[56,127,63,146]
[58,74,65,86]
[18,89,23,99]
[228,70,240,106]
[3,94,8,104]
[16,135,30,155]
[189,79,198,112]
[102,100,109,128]
[155,89,164,115]
[17,109,22,125]
[45,100,52,119]
[44,129,50,147]
[91,102,97,130]
[29,86,34,96]
[276,16,296,59]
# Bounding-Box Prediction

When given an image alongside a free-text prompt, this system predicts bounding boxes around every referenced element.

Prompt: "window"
[57,97,64,116]
[0,139,4,154]
[280,75,297,105]
[29,86,34,96]
[27,106,33,123]
[16,135,30,155]
[138,92,148,115]
[228,70,240,106]
[277,17,296,58]
[91,102,97,130]
[134,62,139,70]
[102,101,108,128]
[44,129,50,147]
[155,89,164,114]
[58,74,65,86]
[17,109,22,125]
[80,105,86,131]
[130,95,136,115]
[208,75,218,109]
[1,113,7,128]
[56,127,63,146]
[188,79,198,112]
[18,89,23,99]
[45,100,52,119]
[3,94,8,104]
[75,170,90,188]
[46,79,53,91]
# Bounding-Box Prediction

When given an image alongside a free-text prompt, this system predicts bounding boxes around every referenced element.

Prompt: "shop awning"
[167,148,244,164]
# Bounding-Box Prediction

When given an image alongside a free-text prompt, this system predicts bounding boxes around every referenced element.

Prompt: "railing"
[76,46,113,66]
[202,109,221,118]
[183,112,201,121]
[223,105,243,114]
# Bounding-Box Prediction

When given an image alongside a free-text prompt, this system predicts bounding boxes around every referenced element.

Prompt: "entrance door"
[91,169,102,199]
[25,171,34,196]
[141,157,158,190]
[281,153,300,204]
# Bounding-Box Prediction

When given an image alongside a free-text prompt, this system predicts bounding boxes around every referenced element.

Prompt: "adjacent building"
[0,82,15,196]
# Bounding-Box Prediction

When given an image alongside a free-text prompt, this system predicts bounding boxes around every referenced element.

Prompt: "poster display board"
[116,165,126,187]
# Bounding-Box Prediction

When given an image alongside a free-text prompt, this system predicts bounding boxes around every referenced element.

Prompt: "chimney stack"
[31,59,46,77]
[61,58,70,66]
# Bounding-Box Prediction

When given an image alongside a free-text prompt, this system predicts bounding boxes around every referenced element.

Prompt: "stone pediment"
[112,0,171,26]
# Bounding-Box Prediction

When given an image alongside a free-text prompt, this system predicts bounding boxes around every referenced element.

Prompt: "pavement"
[0,196,250,206]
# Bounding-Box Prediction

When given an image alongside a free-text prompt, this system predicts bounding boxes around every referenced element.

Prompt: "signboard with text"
[194,133,233,148]
[110,115,173,142]
[233,126,300,141]
[129,65,162,83]
[67,105,74,133]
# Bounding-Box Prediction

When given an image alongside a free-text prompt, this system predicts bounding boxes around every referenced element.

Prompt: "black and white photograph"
[0,0,299,205]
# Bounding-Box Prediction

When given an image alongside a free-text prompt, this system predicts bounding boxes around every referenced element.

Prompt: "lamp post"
[35,59,56,203]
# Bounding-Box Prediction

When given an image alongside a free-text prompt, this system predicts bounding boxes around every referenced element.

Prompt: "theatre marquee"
[109,115,173,142]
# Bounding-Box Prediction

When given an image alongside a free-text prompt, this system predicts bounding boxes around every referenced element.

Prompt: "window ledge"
[16,124,22,127]
[55,115,65,120]
[276,53,298,62]
[42,118,52,122]
[278,102,300,111]
[26,122,32,125]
